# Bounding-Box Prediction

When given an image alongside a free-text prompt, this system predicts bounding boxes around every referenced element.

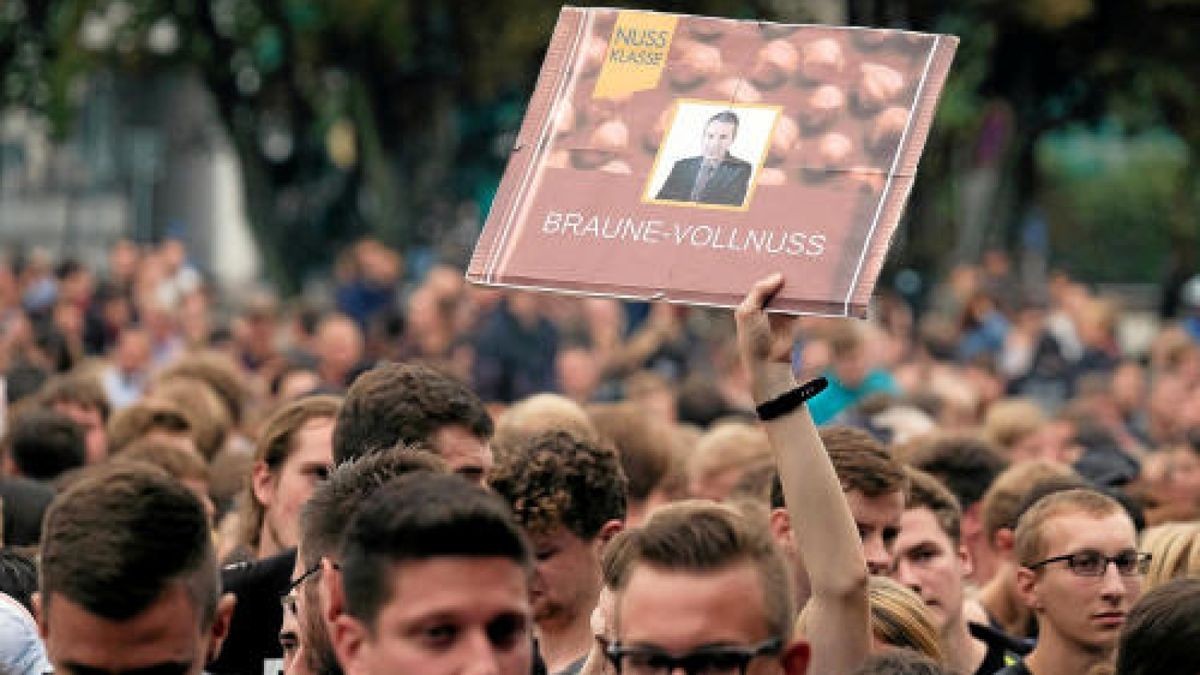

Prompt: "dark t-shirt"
[208,549,296,675]
[991,661,1033,675]
[970,621,1031,675]
[0,477,53,546]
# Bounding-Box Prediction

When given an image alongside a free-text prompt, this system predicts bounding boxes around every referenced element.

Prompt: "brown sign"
[468,8,958,317]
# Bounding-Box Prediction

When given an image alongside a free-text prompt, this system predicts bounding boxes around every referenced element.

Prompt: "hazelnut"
[583,93,629,124]
[855,63,906,113]
[798,37,844,83]
[590,119,629,152]
[800,84,845,132]
[580,36,609,77]
[687,21,725,42]
[767,116,801,166]
[749,40,800,90]
[815,132,853,170]
[711,77,762,102]
[852,29,891,51]
[867,106,909,156]
[643,106,675,153]
[668,40,722,89]
[554,100,576,137]
[569,149,612,170]
[758,167,788,186]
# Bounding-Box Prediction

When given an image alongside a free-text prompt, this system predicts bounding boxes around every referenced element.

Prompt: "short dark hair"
[7,408,86,481]
[906,433,1008,510]
[0,549,39,615]
[39,464,217,626]
[340,472,533,627]
[771,426,908,508]
[706,110,740,137]
[904,468,963,544]
[1117,578,1200,675]
[299,446,447,568]
[490,431,627,539]
[333,363,492,464]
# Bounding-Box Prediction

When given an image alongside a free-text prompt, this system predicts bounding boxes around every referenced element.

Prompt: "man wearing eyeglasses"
[997,488,1147,675]
[601,501,810,675]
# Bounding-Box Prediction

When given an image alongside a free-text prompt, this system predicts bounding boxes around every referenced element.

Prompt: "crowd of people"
[0,236,1198,675]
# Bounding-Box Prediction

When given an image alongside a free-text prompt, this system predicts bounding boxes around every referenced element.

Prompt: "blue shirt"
[808,369,898,425]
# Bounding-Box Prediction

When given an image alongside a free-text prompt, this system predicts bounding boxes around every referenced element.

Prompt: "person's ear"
[994,527,1016,558]
[1014,566,1041,612]
[958,543,974,579]
[251,461,276,508]
[320,557,345,627]
[596,520,624,547]
[769,507,794,548]
[205,593,237,664]
[781,640,811,675]
[332,613,370,675]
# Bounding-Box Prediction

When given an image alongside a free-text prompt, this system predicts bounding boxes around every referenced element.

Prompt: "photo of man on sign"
[646,101,778,210]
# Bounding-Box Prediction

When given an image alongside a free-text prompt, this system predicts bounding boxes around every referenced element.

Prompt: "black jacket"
[656,154,752,206]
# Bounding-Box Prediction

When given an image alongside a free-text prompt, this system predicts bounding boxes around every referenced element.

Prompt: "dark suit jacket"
[655,153,752,206]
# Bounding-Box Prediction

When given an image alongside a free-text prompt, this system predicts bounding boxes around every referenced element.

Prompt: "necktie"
[691,161,717,201]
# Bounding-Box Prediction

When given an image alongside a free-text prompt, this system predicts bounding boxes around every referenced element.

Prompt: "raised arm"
[735,273,870,675]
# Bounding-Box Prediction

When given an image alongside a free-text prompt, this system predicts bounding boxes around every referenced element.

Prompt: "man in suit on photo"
[656,110,753,206]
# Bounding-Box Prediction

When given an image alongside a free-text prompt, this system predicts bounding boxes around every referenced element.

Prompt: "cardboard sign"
[468,7,957,317]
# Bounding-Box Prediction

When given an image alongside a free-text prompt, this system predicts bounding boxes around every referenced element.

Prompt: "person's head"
[891,469,970,636]
[701,110,739,162]
[904,433,1007,514]
[604,501,810,675]
[37,464,234,673]
[828,322,869,387]
[491,393,598,460]
[770,426,908,575]
[112,327,151,373]
[333,362,493,484]
[106,400,196,455]
[37,372,110,464]
[979,460,1081,563]
[157,352,248,428]
[490,431,626,630]
[1137,522,1200,590]
[5,408,86,482]
[981,398,1046,462]
[331,473,535,675]
[688,422,773,502]
[1014,489,1145,654]
[865,576,943,662]
[297,448,448,675]
[1115,578,1200,675]
[115,439,215,524]
[314,314,364,387]
[587,402,676,526]
[243,395,340,559]
[148,375,231,461]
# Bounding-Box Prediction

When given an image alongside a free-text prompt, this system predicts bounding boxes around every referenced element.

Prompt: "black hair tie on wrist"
[755,377,828,422]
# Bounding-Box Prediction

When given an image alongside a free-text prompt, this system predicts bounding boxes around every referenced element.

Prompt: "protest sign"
[468,7,957,317]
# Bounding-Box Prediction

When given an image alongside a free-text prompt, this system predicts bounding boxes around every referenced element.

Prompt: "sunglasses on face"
[604,637,782,675]
[1026,549,1151,577]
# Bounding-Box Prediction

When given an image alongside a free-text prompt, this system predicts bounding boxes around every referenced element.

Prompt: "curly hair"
[490,431,627,539]
[333,362,492,463]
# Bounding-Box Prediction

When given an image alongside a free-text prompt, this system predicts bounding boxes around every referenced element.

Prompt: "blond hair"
[796,576,943,663]
[982,398,1046,453]
[1014,489,1126,567]
[687,422,772,486]
[1140,522,1200,591]
[492,393,598,460]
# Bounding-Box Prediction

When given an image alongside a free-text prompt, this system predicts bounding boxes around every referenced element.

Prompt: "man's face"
[41,584,217,675]
[260,418,335,553]
[53,401,107,464]
[430,425,493,487]
[529,526,603,629]
[615,562,803,675]
[701,120,737,162]
[891,508,970,634]
[846,490,905,575]
[1017,510,1143,652]
[334,557,533,675]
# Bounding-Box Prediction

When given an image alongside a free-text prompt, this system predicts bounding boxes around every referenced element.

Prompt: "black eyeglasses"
[1027,550,1151,577]
[281,560,341,613]
[605,637,782,675]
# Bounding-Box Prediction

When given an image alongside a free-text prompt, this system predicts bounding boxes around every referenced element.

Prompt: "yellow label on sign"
[593,12,678,99]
